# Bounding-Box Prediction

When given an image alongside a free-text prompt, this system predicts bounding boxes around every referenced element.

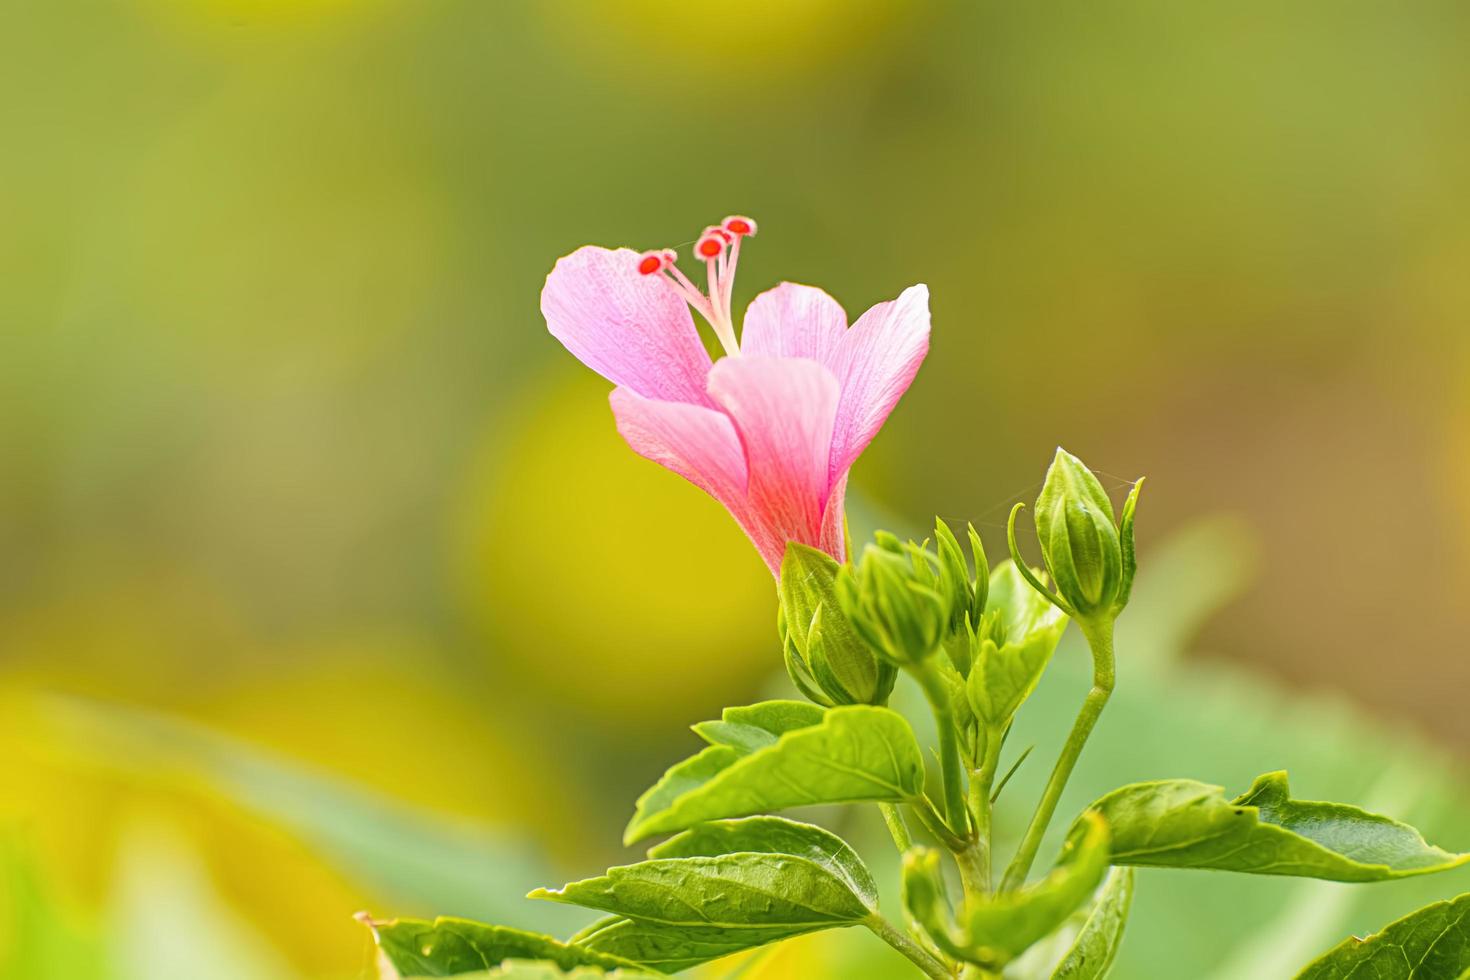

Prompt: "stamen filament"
[704,257,739,356]
[636,216,756,360]
[663,263,717,323]
[721,234,742,330]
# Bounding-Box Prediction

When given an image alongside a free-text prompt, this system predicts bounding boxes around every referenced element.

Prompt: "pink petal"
[826,284,931,482]
[818,473,850,564]
[609,387,748,511]
[542,246,715,406]
[707,357,842,575]
[739,282,849,365]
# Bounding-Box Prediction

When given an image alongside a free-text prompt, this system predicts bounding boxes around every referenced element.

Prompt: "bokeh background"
[4,1,1470,977]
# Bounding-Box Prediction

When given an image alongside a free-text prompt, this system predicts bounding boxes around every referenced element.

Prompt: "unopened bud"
[836,535,952,666]
[779,543,897,706]
[1013,448,1143,622]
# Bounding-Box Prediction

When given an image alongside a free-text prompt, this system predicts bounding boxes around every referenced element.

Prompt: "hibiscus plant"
[361,218,1470,979]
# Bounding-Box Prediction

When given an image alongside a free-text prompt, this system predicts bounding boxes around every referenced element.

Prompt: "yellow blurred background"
[4,1,1470,977]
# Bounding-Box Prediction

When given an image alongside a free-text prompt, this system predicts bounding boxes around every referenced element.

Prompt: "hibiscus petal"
[609,387,748,510]
[707,356,842,575]
[739,282,849,365]
[543,246,715,405]
[827,283,931,482]
[818,472,850,565]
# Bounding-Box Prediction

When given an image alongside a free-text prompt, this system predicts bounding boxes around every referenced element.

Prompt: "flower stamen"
[636,217,758,359]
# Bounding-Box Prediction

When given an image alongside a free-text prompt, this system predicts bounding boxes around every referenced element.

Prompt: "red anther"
[661,249,678,265]
[637,251,665,276]
[696,235,725,259]
[703,225,733,244]
[722,215,757,237]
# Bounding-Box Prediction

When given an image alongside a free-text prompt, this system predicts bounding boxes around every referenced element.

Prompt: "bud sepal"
[836,535,953,667]
[779,543,898,706]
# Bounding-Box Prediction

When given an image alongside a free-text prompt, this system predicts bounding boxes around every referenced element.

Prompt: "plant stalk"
[879,801,914,852]
[914,660,971,841]
[967,725,1005,893]
[998,617,1116,892]
[954,842,987,902]
[909,793,969,852]
[867,914,953,980]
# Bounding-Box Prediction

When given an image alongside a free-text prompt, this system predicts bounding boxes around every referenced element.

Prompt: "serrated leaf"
[530,850,874,929]
[646,816,877,909]
[1294,892,1470,979]
[624,704,925,844]
[530,830,876,973]
[690,700,827,752]
[424,962,654,979]
[571,916,793,975]
[1051,867,1135,980]
[1088,771,1470,881]
[633,701,826,836]
[491,964,649,979]
[362,916,640,978]
[968,562,1069,726]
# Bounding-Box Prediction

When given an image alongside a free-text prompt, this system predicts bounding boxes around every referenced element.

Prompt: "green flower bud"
[934,517,989,638]
[1010,448,1143,622]
[778,543,897,707]
[835,535,952,667]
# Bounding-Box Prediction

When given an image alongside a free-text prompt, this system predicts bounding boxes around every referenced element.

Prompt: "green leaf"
[904,814,1111,969]
[967,811,1112,965]
[362,916,641,977]
[901,846,970,963]
[570,916,791,975]
[1294,892,1470,979]
[531,820,877,973]
[530,850,874,929]
[489,965,650,979]
[1088,771,1470,881]
[624,703,926,844]
[1051,867,1135,980]
[429,962,655,979]
[967,561,1069,726]
[646,816,878,909]
[690,700,826,753]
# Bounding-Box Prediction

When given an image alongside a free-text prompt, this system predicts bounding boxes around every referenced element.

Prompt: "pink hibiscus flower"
[541,216,930,577]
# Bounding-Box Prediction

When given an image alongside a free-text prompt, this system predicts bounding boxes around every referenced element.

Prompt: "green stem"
[954,843,987,902]
[867,914,953,980]
[879,802,914,852]
[998,617,1116,892]
[914,660,970,840]
[909,794,969,852]
[967,726,1005,893]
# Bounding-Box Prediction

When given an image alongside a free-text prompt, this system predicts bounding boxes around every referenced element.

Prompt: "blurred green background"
[4,1,1470,977]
